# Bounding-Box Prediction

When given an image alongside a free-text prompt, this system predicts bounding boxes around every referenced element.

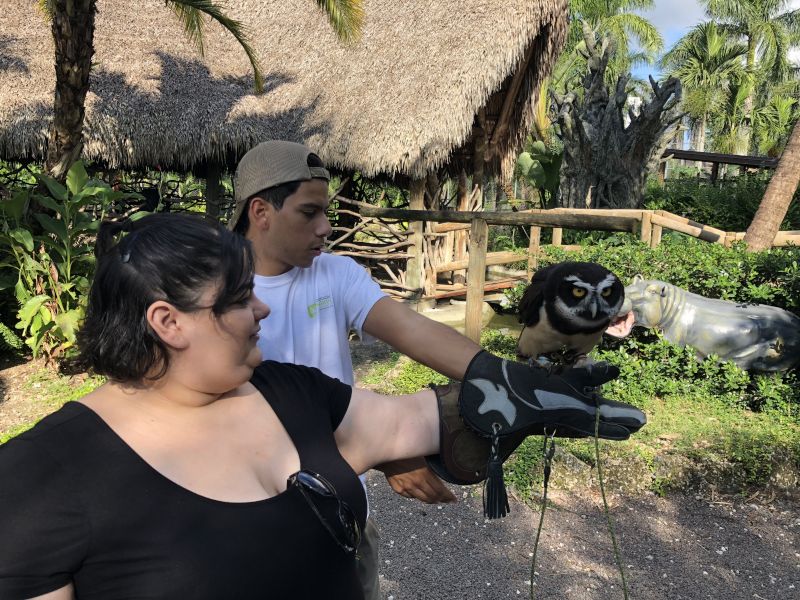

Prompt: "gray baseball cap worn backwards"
[229,140,330,230]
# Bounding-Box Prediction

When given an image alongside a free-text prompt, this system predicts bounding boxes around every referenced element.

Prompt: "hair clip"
[121,252,131,263]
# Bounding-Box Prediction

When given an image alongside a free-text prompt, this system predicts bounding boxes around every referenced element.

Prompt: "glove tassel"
[483,427,509,519]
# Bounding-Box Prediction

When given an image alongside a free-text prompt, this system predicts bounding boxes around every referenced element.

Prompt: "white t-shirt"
[253,252,387,386]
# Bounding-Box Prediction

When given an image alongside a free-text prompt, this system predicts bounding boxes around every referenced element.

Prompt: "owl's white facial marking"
[557,274,622,325]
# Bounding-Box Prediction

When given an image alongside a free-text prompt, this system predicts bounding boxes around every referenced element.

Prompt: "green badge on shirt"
[307,295,333,318]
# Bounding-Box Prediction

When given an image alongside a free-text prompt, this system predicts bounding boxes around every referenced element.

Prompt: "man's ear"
[146,300,190,350]
[248,197,275,232]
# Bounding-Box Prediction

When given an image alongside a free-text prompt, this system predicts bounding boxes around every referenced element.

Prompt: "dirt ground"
[1,347,798,598]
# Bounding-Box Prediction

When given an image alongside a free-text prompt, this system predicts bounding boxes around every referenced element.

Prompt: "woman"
[0,214,643,599]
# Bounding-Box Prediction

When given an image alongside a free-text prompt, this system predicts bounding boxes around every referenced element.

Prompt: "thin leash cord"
[529,429,556,600]
[595,403,630,599]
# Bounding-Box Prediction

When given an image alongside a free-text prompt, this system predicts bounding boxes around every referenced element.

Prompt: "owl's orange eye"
[601,288,612,297]
[572,287,587,298]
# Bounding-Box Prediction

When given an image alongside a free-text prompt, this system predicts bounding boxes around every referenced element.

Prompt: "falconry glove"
[425,351,646,518]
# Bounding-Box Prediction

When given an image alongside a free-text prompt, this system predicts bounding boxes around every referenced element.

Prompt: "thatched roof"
[0,0,567,179]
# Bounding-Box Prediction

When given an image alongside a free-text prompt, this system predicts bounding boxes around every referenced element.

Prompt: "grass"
[0,368,104,443]
[358,331,800,500]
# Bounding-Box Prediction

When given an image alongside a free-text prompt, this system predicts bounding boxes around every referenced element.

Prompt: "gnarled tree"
[554,25,682,209]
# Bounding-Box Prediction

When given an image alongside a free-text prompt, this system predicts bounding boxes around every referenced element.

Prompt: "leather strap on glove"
[425,351,646,519]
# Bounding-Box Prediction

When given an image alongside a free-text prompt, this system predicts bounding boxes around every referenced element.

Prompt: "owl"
[516,262,625,363]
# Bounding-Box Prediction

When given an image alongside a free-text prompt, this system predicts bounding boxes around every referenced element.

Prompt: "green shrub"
[644,174,800,232]
[507,235,800,311]
[0,162,140,359]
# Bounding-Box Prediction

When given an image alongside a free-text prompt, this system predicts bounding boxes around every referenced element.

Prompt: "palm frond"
[315,0,364,43]
[36,0,54,20]
[166,0,264,93]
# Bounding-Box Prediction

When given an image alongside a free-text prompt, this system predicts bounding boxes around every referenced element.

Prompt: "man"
[227,141,648,596]
[229,140,486,598]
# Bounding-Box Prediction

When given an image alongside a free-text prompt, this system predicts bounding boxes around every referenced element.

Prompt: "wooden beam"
[434,222,472,233]
[551,227,563,246]
[650,213,725,244]
[425,277,524,301]
[465,219,489,342]
[356,205,639,232]
[661,149,779,169]
[435,251,524,273]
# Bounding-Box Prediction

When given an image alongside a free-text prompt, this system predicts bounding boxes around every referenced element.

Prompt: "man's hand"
[376,457,457,504]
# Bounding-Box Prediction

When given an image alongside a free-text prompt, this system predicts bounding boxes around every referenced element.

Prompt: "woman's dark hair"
[232,152,326,235]
[78,213,254,383]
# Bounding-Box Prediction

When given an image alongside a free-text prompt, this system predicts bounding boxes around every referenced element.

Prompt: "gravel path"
[367,474,799,599]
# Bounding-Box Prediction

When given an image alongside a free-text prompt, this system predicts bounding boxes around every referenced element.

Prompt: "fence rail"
[336,201,800,341]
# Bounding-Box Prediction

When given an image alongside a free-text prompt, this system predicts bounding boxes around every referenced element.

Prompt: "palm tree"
[42,0,364,179]
[753,94,799,156]
[661,22,746,153]
[568,0,664,78]
[744,115,800,251]
[701,0,800,151]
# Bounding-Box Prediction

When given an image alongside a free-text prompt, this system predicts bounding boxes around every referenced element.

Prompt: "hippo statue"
[618,276,800,372]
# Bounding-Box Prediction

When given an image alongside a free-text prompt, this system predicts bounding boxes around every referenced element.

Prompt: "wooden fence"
[335,201,800,342]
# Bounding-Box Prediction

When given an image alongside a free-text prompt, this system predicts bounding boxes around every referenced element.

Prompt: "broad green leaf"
[516,152,535,176]
[35,214,69,244]
[14,280,29,304]
[40,305,52,325]
[31,194,65,217]
[527,162,546,186]
[0,190,30,221]
[66,161,89,196]
[36,173,68,202]
[17,295,49,325]
[54,309,82,342]
[9,228,34,252]
[128,210,150,222]
[530,140,548,155]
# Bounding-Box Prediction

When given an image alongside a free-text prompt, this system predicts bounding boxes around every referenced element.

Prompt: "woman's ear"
[146,301,189,350]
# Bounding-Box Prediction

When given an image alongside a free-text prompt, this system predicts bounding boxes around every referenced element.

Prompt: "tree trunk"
[204,162,222,223]
[45,0,97,180]
[554,25,682,209]
[744,118,800,251]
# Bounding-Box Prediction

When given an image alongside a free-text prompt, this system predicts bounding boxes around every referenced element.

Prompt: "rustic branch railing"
[330,199,800,342]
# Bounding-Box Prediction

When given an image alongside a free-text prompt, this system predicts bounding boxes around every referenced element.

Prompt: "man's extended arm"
[363,297,482,380]
[362,297,482,504]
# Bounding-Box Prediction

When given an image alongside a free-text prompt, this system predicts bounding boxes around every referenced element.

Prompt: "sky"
[631,0,800,80]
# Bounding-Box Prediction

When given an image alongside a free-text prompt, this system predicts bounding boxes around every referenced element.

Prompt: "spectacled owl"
[517,262,626,362]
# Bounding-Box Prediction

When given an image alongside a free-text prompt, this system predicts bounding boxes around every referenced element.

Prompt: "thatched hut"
[1,0,566,181]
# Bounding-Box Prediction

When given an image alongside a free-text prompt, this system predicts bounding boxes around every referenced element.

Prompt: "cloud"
[637,0,707,46]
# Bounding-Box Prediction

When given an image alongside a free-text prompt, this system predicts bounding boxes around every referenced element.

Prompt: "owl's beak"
[589,297,598,318]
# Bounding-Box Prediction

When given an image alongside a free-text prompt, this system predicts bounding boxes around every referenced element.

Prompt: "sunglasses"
[287,469,362,555]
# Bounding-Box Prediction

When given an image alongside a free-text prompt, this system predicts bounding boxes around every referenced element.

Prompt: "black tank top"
[0,361,366,600]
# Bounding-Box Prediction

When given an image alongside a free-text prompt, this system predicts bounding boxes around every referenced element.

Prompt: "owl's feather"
[517,264,555,327]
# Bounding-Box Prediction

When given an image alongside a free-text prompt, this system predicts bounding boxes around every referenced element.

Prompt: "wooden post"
[406,179,426,301]
[658,161,667,184]
[204,161,222,223]
[527,226,541,277]
[650,223,663,248]
[551,227,563,246]
[639,211,652,245]
[465,218,488,343]
[453,170,469,285]
[710,162,720,185]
